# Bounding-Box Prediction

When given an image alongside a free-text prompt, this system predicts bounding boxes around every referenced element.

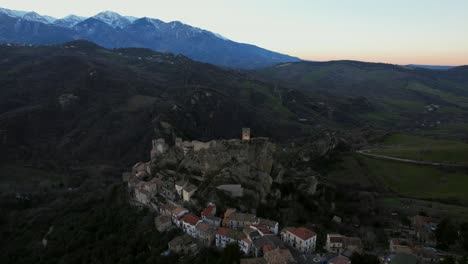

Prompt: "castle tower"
[242,128,250,141]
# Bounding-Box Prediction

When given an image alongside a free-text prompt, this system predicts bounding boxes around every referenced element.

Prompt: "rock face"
[126,136,277,209]
[124,131,345,211]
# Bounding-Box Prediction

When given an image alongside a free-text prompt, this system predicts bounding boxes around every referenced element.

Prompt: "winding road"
[356,149,468,168]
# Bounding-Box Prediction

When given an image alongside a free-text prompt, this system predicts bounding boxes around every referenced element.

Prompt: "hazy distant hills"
[255,61,468,136]
[0,7,300,68]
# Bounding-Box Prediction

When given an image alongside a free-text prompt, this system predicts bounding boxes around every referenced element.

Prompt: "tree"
[435,218,458,250]
[461,223,468,251]
[218,244,240,264]
[439,256,456,264]
[350,252,380,264]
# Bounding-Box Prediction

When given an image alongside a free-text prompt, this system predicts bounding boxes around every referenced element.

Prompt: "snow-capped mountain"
[0,7,28,18]
[22,11,55,23]
[0,7,300,68]
[53,15,85,27]
[0,8,55,23]
[93,11,131,29]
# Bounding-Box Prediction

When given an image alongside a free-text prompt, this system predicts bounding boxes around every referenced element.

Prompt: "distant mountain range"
[0,7,300,68]
[406,64,456,70]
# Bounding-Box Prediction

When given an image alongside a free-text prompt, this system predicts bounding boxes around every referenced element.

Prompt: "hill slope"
[254,61,468,138]
[0,41,349,166]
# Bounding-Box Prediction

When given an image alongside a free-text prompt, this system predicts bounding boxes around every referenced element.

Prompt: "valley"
[0,41,467,263]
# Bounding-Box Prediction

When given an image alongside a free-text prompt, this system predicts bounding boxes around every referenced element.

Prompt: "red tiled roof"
[251,224,272,235]
[285,227,316,241]
[202,205,216,217]
[172,207,188,215]
[217,227,231,237]
[263,244,272,252]
[180,214,200,226]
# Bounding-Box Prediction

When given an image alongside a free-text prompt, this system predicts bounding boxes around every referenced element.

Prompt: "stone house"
[203,215,222,227]
[171,207,189,225]
[160,203,176,216]
[154,215,172,232]
[325,234,362,254]
[168,234,198,255]
[216,227,239,248]
[263,248,296,264]
[281,227,316,254]
[325,234,344,253]
[175,180,187,197]
[201,203,217,218]
[180,214,201,237]
[196,222,217,246]
[161,180,177,200]
[257,218,279,235]
[182,184,198,202]
[216,227,248,253]
[222,208,238,227]
[227,212,258,229]
[239,237,253,255]
[252,235,285,257]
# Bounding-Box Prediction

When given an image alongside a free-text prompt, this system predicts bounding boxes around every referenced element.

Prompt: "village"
[123,129,449,264]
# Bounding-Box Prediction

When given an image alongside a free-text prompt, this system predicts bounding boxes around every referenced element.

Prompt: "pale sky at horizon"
[1,0,467,66]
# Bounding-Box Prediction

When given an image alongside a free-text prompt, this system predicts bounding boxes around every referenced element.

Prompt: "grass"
[406,81,468,108]
[379,196,468,221]
[0,164,63,193]
[361,156,468,204]
[328,152,468,205]
[369,134,468,165]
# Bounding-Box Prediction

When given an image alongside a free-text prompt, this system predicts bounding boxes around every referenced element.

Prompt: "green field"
[369,134,468,165]
[328,153,468,205]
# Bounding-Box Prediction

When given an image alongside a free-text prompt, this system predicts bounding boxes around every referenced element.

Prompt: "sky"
[0,0,467,65]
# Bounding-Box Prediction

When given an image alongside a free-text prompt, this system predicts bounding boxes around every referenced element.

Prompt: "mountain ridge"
[0,7,300,68]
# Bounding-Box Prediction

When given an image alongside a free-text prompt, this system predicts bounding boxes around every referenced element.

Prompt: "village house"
[215,227,251,254]
[263,248,296,264]
[175,180,187,197]
[216,227,239,248]
[281,227,317,254]
[222,208,238,227]
[201,203,217,219]
[196,222,217,246]
[227,212,258,229]
[412,246,438,263]
[168,234,198,255]
[252,235,285,257]
[389,239,413,254]
[171,207,189,225]
[244,226,262,242]
[257,218,279,235]
[411,215,437,245]
[250,224,273,236]
[203,215,222,227]
[325,234,362,254]
[180,214,201,237]
[201,203,221,227]
[160,203,176,216]
[240,237,253,255]
[325,234,344,253]
[154,215,172,232]
[160,180,177,200]
[182,184,198,202]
